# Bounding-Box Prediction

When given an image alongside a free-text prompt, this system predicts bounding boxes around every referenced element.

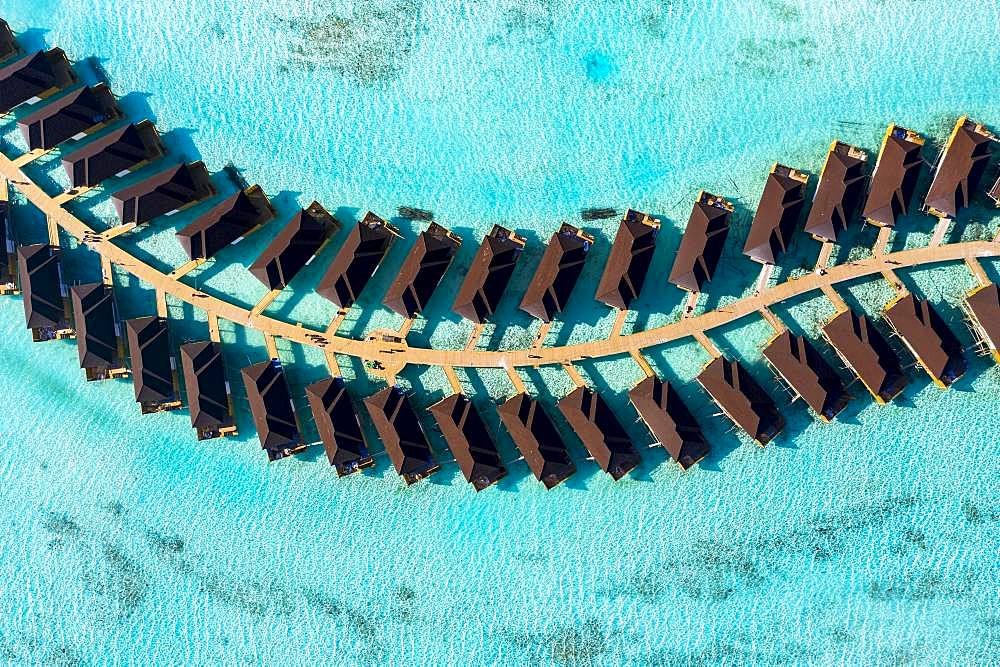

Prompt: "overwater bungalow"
[315,212,400,309]
[822,308,907,404]
[61,121,163,189]
[595,209,659,309]
[180,341,237,440]
[963,283,1000,363]
[70,282,127,381]
[240,358,305,461]
[111,162,215,226]
[557,386,640,480]
[249,201,338,290]
[0,19,19,62]
[452,224,525,323]
[803,141,868,243]
[383,222,462,318]
[668,191,732,293]
[743,164,808,265]
[696,356,784,446]
[628,376,708,470]
[176,186,275,261]
[923,116,996,219]
[883,293,966,388]
[16,243,73,341]
[364,386,440,484]
[0,199,17,295]
[519,223,593,322]
[125,316,182,414]
[17,84,120,151]
[762,330,849,422]
[862,125,924,228]
[305,377,374,476]
[0,49,75,113]
[429,393,507,491]
[497,393,576,489]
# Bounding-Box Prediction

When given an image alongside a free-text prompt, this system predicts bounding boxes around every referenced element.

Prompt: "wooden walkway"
[930,217,952,247]
[873,227,893,256]
[966,256,991,287]
[758,306,785,334]
[3,153,999,375]
[815,241,835,270]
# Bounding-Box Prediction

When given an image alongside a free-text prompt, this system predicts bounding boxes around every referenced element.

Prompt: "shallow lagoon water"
[0,0,998,663]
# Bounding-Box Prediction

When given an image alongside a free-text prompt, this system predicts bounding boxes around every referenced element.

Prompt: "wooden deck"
[758,306,785,334]
[873,227,893,256]
[815,241,835,271]
[930,217,952,247]
[3,152,999,376]
[965,256,990,287]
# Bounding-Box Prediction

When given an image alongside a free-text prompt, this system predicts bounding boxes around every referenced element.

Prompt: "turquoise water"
[1,0,999,663]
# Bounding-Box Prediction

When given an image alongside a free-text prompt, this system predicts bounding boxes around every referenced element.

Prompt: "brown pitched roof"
[0,49,75,113]
[762,330,849,421]
[519,223,593,322]
[429,393,506,490]
[862,126,924,228]
[16,243,66,330]
[315,212,400,309]
[382,222,462,317]
[452,225,525,323]
[497,393,575,489]
[965,283,1000,360]
[364,386,439,484]
[111,162,215,225]
[248,201,338,290]
[176,186,274,261]
[17,84,120,150]
[125,316,177,409]
[305,377,373,476]
[884,293,966,387]
[70,282,120,372]
[803,142,868,242]
[240,359,303,460]
[628,376,708,470]
[180,341,234,435]
[668,192,732,293]
[923,117,996,218]
[0,19,18,61]
[990,174,1000,205]
[595,209,659,309]
[61,121,163,189]
[696,356,784,445]
[743,164,808,265]
[822,308,907,404]
[557,386,640,480]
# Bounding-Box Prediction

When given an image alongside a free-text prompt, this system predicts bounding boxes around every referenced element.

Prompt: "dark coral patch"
[282,1,426,83]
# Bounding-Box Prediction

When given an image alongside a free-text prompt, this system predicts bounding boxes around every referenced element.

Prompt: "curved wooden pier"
[2,152,998,375]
